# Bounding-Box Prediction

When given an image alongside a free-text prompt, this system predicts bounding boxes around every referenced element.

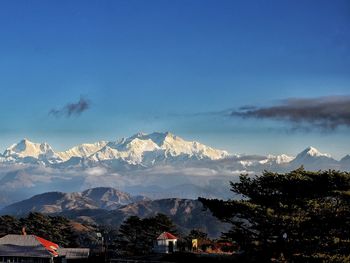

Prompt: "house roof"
[35,235,59,256]
[0,235,59,258]
[157,232,177,240]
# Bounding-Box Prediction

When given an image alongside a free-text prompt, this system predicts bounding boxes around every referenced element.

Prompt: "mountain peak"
[3,138,55,160]
[17,138,35,147]
[120,132,175,148]
[134,131,148,138]
[305,146,320,155]
[291,146,333,166]
[301,146,330,158]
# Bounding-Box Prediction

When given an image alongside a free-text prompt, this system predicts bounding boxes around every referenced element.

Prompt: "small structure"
[58,248,90,263]
[0,234,59,263]
[154,232,178,254]
[0,234,90,263]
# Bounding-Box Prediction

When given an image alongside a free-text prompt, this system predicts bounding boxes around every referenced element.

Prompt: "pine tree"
[199,168,350,262]
[115,214,178,256]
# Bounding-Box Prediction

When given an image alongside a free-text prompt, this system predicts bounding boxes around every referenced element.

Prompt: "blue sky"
[0,0,349,158]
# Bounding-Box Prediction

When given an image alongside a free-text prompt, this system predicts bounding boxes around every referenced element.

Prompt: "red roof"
[157,232,177,240]
[34,236,59,257]
[0,235,60,258]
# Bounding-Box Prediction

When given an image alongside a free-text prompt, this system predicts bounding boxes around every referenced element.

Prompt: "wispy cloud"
[232,95,350,131]
[49,97,91,118]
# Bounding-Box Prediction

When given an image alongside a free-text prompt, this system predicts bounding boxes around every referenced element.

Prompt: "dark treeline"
[0,212,99,247]
[200,167,350,262]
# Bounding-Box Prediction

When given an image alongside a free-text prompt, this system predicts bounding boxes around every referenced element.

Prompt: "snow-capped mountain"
[289,146,338,170]
[2,139,61,163]
[0,132,229,167]
[0,134,348,172]
[89,132,229,165]
[57,141,108,161]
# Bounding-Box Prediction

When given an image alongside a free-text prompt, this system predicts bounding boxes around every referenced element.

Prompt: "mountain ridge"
[0,132,347,166]
[0,188,228,238]
[0,187,150,215]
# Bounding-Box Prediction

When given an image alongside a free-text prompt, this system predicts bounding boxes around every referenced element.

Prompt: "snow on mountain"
[273,154,295,164]
[257,154,293,165]
[293,146,332,161]
[56,141,108,161]
[301,146,331,158]
[0,135,349,172]
[158,132,228,160]
[289,146,338,170]
[0,132,229,167]
[235,153,294,168]
[2,139,61,163]
[87,132,229,165]
[90,136,161,164]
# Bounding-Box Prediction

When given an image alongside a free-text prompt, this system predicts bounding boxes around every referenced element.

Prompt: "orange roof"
[0,235,59,258]
[157,232,177,240]
[35,236,59,257]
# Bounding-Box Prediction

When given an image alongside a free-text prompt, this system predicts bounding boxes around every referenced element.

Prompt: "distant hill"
[0,187,149,215]
[0,188,228,238]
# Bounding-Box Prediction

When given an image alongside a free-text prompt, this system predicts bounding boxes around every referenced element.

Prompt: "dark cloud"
[49,97,91,118]
[232,96,350,130]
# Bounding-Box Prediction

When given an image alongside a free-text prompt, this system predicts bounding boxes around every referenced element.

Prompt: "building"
[0,235,89,263]
[57,248,90,263]
[153,232,178,254]
[0,234,59,263]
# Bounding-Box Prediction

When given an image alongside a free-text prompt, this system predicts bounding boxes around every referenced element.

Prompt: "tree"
[183,229,210,251]
[115,214,178,256]
[115,216,143,255]
[19,212,78,247]
[0,215,20,237]
[0,213,91,247]
[199,168,350,262]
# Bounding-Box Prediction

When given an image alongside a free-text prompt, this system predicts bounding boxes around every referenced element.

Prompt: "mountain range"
[0,132,229,166]
[0,187,228,238]
[0,132,347,170]
[0,132,348,206]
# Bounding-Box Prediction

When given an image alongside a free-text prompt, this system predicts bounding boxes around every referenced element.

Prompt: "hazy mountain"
[0,190,228,237]
[0,187,149,215]
[81,187,149,210]
[340,155,350,170]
